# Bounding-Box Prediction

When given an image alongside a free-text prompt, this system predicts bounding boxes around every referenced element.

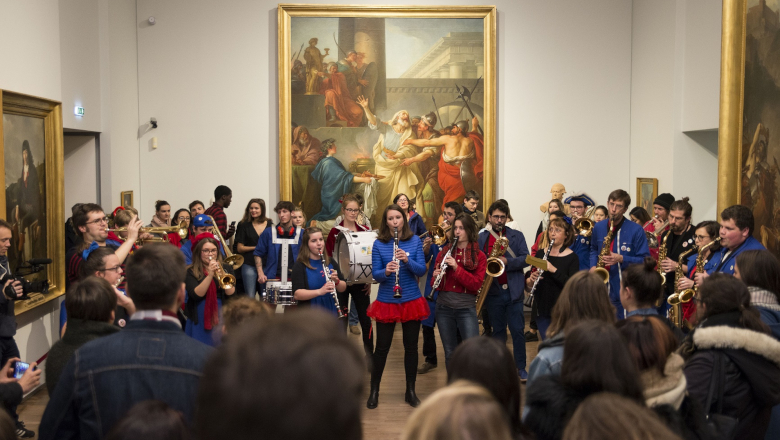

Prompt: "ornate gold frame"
[0,90,65,315]
[636,177,658,210]
[277,4,498,207]
[717,0,747,212]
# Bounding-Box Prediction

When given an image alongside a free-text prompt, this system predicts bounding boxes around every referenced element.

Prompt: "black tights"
[337,285,373,359]
[371,320,421,388]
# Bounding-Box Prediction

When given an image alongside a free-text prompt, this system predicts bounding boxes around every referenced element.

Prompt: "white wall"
[64,135,98,209]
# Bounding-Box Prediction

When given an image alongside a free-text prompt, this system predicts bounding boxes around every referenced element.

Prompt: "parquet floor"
[18,317,539,440]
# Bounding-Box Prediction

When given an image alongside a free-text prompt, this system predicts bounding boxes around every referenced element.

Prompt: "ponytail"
[699,273,770,334]
[622,257,663,307]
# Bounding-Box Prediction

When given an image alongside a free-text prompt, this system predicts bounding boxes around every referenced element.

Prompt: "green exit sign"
[74,106,85,117]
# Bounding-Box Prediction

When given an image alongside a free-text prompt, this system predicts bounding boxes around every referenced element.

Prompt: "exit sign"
[74,106,85,117]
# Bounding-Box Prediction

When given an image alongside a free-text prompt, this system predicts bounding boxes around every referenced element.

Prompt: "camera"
[2,258,51,301]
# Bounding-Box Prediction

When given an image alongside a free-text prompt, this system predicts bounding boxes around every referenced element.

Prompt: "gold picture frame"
[636,178,658,213]
[277,4,496,228]
[0,90,65,315]
[121,190,134,209]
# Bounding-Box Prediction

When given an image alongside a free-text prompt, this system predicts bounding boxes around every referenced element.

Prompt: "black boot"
[405,382,421,407]
[366,386,379,409]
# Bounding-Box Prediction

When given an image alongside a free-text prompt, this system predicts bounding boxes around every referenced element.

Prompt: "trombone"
[207,215,244,270]
[108,222,189,244]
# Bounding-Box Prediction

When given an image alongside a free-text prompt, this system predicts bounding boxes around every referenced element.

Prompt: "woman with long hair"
[526,217,579,340]
[525,320,644,440]
[394,193,427,237]
[675,220,720,323]
[680,274,780,438]
[184,233,235,346]
[734,249,780,339]
[616,316,709,439]
[326,194,374,361]
[526,271,615,385]
[430,213,486,365]
[291,227,346,316]
[235,198,268,298]
[619,257,683,339]
[535,198,566,239]
[366,204,428,409]
[629,206,652,225]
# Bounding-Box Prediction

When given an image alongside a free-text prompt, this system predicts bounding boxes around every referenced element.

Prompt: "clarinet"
[429,236,457,299]
[320,250,345,318]
[393,228,402,298]
[526,238,555,306]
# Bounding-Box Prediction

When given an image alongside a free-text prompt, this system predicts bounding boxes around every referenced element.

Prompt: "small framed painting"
[636,178,658,213]
[121,190,133,209]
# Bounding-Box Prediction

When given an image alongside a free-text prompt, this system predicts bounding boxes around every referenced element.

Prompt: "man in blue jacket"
[254,201,303,288]
[696,205,765,280]
[589,189,650,320]
[566,192,596,271]
[39,244,213,440]
[478,201,530,381]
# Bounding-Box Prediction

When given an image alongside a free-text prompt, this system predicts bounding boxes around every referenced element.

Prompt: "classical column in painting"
[338,17,387,113]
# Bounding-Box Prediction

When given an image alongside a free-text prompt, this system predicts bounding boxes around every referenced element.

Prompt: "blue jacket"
[759,307,780,340]
[527,332,565,383]
[685,252,721,276]
[478,227,529,302]
[39,319,212,440]
[253,226,303,279]
[408,212,427,237]
[708,236,765,275]
[570,234,592,271]
[372,235,427,303]
[589,218,650,300]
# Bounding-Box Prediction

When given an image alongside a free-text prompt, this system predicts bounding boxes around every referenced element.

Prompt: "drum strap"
[273,226,302,284]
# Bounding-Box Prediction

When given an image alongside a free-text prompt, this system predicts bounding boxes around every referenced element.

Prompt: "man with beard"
[656,197,696,314]
[319,62,363,127]
[357,95,423,225]
[401,113,444,226]
[291,126,322,166]
[403,117,484,210]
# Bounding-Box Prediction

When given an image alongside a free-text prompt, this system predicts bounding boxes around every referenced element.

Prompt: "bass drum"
[335,230,377,285]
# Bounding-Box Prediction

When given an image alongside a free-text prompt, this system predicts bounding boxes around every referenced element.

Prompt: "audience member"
[204,185,235,239]
[47,277,118,395]
[0,356,41,437]
[619,257,684,340]
[234,198,268,298]
[524,320,644,440]
[196,309,363,440]
[734,249,780,339]
[221,296,271,337]
[680,274,780,439]
[616,316,709,439]
[447,337,525,437]
[562,393,682,440]
[39,243,213,440]
[527,271,615,384]
[104,400,190,440]
[401,380,513,440]
[148,200,171,227]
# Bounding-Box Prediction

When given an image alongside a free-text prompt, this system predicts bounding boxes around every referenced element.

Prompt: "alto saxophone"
[680,237,721,304]
[593,221,614,284]
[475,232,509,315]
[666,247,696,328]
[656,232,670,286]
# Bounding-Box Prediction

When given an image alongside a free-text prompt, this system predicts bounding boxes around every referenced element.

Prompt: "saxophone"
[679,237,721,304]
[593,221,614,284]
[475,233,509,315]
[666,247,696,328]
[656,231,670,286]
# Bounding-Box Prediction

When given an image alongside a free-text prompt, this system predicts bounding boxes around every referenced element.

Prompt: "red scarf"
[202,268,219,330]
[442,241,480,271]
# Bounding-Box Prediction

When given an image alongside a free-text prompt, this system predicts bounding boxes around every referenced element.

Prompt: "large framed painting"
[278,4,496,234]
[0,90,65,314]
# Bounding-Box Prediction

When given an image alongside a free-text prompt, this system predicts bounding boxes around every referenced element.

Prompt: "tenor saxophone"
[667,247,696,328]
[593,221,614,284]
[475,233,509,315]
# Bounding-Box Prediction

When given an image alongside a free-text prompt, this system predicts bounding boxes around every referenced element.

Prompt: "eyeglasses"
[86,217,109,225]
[99,265,122,273]
[202,249,218,254]
[344,208,360,213]
[491,215,507,220]
[178,216,191,222]
[694,235,710,241]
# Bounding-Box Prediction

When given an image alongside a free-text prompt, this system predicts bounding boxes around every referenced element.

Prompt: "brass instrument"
[320,250,345,318]
[657,231,670,286]
[108,221,190,244]
[427,221,452,246]
[679,237,721,304]
[594,221,614,284]
[643,215,669,249]
[475,233,509,315]
[209,256,236,290]
[207,216,244,270]
[667,247,696,328]
[573,217,594,237]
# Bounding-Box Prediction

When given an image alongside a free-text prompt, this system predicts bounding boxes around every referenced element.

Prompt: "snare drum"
[262,281,296,305]
[335,230,378,285]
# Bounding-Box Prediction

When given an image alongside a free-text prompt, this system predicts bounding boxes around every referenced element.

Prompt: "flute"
[320,250,345,318]
[393,228,402,298]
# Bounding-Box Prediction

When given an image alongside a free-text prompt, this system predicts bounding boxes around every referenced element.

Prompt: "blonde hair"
[113,206,139,228]
[401,380,513,440]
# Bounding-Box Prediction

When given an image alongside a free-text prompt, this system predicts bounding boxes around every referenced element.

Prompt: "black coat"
[524,375,590,440]
[681,312,780,439]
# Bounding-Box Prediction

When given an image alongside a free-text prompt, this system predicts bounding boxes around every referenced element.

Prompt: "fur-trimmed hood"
[691,326,780,367]
[642,353,686,410]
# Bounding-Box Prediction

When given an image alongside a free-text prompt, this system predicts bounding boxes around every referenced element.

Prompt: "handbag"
[703,352,738,440]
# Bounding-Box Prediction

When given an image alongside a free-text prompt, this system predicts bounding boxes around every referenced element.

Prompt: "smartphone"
[230,221,236,228]
[13,361,30,379]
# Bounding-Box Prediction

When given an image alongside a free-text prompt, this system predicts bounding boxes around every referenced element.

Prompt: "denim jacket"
[39,320,213,440]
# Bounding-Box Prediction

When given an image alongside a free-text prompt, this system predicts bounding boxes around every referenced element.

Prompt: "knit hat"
[653,193,675,211]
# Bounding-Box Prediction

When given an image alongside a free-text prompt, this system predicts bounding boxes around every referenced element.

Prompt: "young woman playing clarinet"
[366,204,429,409]
[291,227,345,317]
[430,213,486,366]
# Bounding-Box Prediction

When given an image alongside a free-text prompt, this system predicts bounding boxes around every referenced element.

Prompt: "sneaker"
[518,369,528,383]
[417,362,437,374]
[15,421,34,438]
[349,324,361,335]
[524,330,538,342]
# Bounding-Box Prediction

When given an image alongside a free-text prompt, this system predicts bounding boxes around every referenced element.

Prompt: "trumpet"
[424,221,452,246]
[209,256,236,290]
[573,217,594,237]
[207,216,244,270]
[108,221,190,243]
[643,215,669,249]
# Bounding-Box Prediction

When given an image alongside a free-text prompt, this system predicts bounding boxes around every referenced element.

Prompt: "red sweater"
[431,242,487,294]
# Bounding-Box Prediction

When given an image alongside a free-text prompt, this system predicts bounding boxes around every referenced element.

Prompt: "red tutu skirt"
[367,297,430,323]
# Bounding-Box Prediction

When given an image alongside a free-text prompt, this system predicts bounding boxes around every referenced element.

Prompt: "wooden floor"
[18,320,539,440]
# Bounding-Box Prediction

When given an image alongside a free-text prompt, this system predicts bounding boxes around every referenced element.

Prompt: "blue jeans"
[241,264,259,298]
[486,287,526,370]
[536,315,551,341]
[435,304,479,367]
[348,298,359,326]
